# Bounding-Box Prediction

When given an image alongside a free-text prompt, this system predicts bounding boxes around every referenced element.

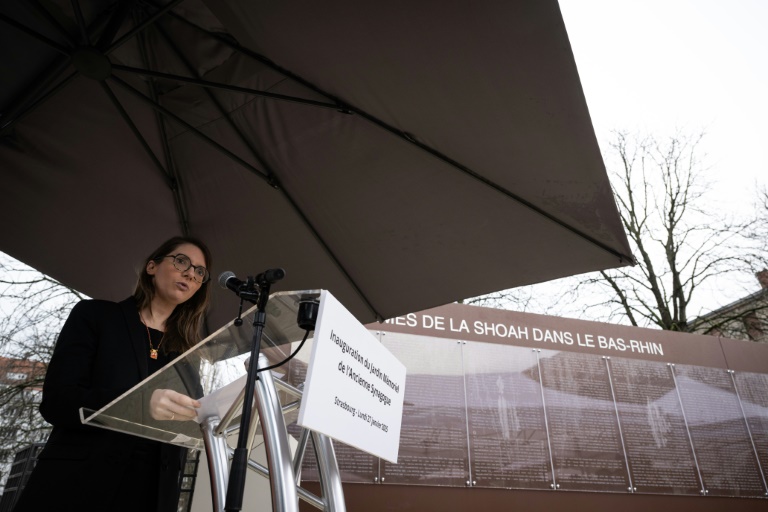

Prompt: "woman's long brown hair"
[133,236,212,354]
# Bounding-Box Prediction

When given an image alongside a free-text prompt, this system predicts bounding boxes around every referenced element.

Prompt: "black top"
[13,297,186,512]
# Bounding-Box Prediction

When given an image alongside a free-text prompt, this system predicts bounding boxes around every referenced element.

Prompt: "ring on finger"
[170,412,175,421]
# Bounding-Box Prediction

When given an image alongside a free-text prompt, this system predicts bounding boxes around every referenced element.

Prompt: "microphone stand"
[224,272,282,511]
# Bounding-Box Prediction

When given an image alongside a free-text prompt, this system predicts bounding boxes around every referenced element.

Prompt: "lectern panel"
[81,291,319,450]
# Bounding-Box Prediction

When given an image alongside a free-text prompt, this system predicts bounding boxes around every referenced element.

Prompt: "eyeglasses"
[164,254,210,284]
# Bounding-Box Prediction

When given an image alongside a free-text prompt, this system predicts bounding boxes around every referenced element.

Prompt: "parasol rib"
[26,0,77,47]
[150,22,382,320]
[69,0,90,45]
[135,17,191,236]
[153,22,269,165]
[107,0,185,54]
[99,81,175,191]
[0,13,71,56]
[0,2,123,130]
[276,183,383,320]
[163,10,636,266]
[95,0,134,51]
[108,74,272,182]
[111,65,340,110]
[0,60,74,130]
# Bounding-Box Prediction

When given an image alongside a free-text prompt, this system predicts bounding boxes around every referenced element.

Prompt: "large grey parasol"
[0,0,633,329]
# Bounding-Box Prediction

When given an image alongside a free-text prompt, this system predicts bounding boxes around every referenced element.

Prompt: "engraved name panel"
[609,358,700,495]
[539,350,629,492]
[464,343,551,489]
[674,365,765,496]
[381,332,469,486]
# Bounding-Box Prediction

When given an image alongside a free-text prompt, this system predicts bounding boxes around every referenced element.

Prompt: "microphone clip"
[234,277,259,327]
[220,269,284,327]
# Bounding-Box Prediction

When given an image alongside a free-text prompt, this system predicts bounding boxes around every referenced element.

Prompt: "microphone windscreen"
[218,271,236,288]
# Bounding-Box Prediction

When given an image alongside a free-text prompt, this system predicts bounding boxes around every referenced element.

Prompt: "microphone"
[255,268,285,285]
[218,269,286,303]
[218,271,257,304]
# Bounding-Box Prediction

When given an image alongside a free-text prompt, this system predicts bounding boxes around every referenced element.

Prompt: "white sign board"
[298,290,406,463]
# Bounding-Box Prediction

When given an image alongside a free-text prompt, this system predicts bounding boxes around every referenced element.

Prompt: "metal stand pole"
[254,353,299,512]
[311,431,346,512]
[200,377,347,512]
[202,415,231,512]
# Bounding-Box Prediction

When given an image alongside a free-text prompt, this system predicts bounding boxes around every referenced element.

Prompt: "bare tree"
[0,253,84,492]
[568,131,762,331]
[461,287,536,311]
[469,131,765,335]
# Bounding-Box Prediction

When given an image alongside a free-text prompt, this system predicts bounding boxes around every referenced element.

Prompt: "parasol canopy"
[0,0,633,329]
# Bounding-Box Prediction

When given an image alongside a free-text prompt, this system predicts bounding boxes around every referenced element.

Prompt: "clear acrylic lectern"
[80,290,345,512]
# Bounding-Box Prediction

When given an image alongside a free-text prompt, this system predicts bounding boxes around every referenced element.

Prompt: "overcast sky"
[514,0,768,318]
[559,0,767,214]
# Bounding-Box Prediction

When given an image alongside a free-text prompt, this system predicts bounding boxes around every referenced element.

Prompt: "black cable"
[255,329,311,374]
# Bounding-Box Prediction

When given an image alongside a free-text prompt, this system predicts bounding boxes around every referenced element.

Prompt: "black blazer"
[14,297,186,512]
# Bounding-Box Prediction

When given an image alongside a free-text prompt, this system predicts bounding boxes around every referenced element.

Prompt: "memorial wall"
[291,303,768,500]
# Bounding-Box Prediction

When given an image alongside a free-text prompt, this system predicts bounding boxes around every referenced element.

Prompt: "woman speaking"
[15,236,212,512]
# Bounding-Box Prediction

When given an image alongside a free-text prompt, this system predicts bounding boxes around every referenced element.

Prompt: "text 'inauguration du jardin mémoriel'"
[331,329,401,433]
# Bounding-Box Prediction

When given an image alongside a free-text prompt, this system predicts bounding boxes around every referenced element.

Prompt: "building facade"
[691,270,768,343]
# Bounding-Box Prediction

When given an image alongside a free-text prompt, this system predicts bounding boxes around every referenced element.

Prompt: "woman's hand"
[150,389,201,421]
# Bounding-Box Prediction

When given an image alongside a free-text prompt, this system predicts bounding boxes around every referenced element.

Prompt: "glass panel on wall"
[291,431,378,484]
[464,343,551,489]
[539,350,629,492]
[380,332,469,486]
[733,371,768,482]
[609,358,700,495]
[331,442,378,483]
[673,365,765,497]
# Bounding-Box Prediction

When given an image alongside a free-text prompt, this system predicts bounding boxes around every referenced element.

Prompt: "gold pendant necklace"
[139,311,164,360]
